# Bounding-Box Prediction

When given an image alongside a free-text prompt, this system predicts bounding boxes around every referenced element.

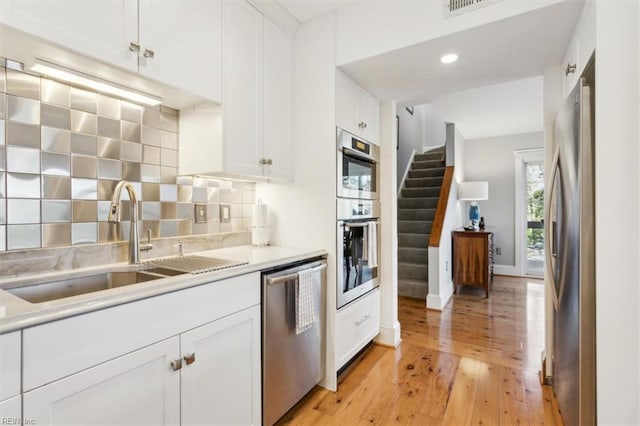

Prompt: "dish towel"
[296,269,316,335]
[367,221,378,268]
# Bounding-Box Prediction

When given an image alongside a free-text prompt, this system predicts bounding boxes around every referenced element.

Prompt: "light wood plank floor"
[278,276,564,426]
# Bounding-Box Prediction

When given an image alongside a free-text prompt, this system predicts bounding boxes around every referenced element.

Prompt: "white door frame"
[514,148,545,276]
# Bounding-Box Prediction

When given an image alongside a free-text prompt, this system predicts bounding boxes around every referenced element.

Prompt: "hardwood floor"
[278,276,564,426]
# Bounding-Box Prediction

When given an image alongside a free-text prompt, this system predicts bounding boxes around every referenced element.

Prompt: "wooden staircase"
[397,146,446,298]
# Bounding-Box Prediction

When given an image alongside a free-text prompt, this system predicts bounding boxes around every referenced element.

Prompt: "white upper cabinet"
[335,69,380,145]
[138,1,222,101]
[0,0,138,72]
[562,0,595,96]
[222,0,264,178]
[180,1,294,181]
[263,17,293,181]
[0,0,222,102]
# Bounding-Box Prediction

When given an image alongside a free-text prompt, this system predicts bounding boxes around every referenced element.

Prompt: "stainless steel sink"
[5,271,169,303]
[2,255,247,304]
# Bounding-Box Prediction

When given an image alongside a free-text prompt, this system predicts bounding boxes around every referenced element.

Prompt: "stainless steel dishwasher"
[262,259,326,426]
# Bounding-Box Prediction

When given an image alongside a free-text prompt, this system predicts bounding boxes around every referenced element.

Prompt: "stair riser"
[414,152,444,162]
[398,221,433,234]
[408,168,445,178]
[398,264,428,280]
[398,281,428,299]
[398,249,429,264]
[398,234,429,248]
[398,198,439,209]
[398,209,436,221]
[401,188,441,198]
[405,178,443,188]
[412,160,445,170]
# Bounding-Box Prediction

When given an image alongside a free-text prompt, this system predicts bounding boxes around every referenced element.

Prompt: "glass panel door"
[526,161,544,276]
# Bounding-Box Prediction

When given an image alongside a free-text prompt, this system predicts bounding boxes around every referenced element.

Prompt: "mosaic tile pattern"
[0,62,254,251]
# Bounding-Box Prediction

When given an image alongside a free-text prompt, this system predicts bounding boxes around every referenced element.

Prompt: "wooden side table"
[452,230,494,297]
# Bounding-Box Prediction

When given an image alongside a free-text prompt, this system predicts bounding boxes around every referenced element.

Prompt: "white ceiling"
[339,1,581,105]
[430,76,544,140]
[276,0,355,23]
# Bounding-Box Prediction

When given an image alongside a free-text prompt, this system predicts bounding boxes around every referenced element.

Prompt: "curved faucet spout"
[108,181,141,265]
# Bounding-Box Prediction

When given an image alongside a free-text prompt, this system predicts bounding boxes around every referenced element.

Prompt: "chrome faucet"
[108,180,152,264]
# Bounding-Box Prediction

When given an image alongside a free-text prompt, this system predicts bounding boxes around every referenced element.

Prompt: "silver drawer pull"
[355,315,371,326]
[170,359,182,371]
[183,353,196,366]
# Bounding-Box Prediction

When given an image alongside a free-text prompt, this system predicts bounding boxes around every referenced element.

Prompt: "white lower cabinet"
[336,289,381,369]
[21,273,262,426]
[23,337,181,426]
[181,305,261,426]
[0,395,22,422]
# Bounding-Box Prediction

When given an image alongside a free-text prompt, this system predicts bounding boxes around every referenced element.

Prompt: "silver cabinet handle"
[358,121,367,129]
[170,359,182,371]
[355,315,371,326]
[183,353,196,366]
[565,63,577,76]
[259,158,273,166]
[129,41,141,53]
[143,48,155,59]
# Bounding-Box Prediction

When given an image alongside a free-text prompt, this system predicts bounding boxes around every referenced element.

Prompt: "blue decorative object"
[469,201,480,222]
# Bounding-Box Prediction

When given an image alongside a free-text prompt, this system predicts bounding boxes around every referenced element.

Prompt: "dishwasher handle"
[267,263,327,285]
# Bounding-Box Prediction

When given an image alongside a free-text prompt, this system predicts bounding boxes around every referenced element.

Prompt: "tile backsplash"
[0,61,254,252]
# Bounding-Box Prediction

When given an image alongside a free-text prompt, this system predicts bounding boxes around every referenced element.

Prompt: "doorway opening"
[515,149,545,277]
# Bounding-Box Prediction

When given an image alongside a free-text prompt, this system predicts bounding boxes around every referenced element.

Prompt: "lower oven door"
[337,219,380,309]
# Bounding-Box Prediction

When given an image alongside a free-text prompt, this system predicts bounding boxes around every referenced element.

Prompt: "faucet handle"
[140,229,153,252]
[175,241,185,257]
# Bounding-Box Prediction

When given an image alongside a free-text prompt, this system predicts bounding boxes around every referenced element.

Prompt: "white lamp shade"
[458,181,488,201]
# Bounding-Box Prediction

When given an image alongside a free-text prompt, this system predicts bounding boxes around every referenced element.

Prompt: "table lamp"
[458,181,489,230]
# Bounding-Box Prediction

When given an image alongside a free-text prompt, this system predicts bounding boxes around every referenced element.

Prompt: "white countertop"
[0,245,326,334]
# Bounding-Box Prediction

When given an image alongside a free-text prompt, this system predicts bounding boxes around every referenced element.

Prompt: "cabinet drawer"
[23,272,260,391]
[336,289,380,369]
[0,331,21,401]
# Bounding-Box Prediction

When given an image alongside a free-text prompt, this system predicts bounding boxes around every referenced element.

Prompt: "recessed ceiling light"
[440,53,459,64]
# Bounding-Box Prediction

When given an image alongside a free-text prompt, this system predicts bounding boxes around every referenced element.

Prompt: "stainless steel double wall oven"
[336,128,380,309]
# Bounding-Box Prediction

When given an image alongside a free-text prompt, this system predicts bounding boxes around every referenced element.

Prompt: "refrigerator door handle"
[545,145,561,311]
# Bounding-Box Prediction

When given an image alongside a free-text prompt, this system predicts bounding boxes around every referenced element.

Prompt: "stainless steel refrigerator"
[546,70,596,425]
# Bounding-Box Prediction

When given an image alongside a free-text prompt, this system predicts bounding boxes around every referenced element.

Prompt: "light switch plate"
[220,204,231,223]
[194,203,207,224]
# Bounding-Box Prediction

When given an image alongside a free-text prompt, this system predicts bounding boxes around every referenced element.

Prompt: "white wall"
[595,2,640,423]
[463,132,543,269]
[255,12,339,390]
[397,104,446,186]
[335,1,563,66]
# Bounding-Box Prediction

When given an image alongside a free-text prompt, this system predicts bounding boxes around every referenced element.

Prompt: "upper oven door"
[337,128,379,200]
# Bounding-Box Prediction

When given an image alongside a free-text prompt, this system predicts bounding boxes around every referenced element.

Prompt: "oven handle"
[342,147,377,164]
[266,263,327,285]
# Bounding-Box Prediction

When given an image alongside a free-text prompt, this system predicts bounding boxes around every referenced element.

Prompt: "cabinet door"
[359,91,380,145]
[263,18,293,181]
[23,337,180,426]
[222,1,264,177]
[0,331,20,401]
[181,305,261,426]
[0,395,21,421]
[138,0,222,102]
[335,69,360,136]
[0,0,138,72]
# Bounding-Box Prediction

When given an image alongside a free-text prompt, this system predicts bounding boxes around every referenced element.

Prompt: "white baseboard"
[494,264,518,276]
[426,284,453,311]
[375,321,402,348]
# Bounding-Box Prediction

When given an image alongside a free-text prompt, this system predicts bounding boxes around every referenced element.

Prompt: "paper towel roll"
[252,203,269,227]
[252,226,270,246]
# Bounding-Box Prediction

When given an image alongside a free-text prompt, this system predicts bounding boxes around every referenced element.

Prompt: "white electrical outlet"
[496,247,502,255]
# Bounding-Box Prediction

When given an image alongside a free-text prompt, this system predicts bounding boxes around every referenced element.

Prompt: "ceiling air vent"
[444,0,501,18]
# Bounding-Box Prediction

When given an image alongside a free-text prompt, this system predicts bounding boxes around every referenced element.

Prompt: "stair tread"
[398,232,431,237]
[397,278,429,285]
[398,261,429,267]
[398,247,429,252]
